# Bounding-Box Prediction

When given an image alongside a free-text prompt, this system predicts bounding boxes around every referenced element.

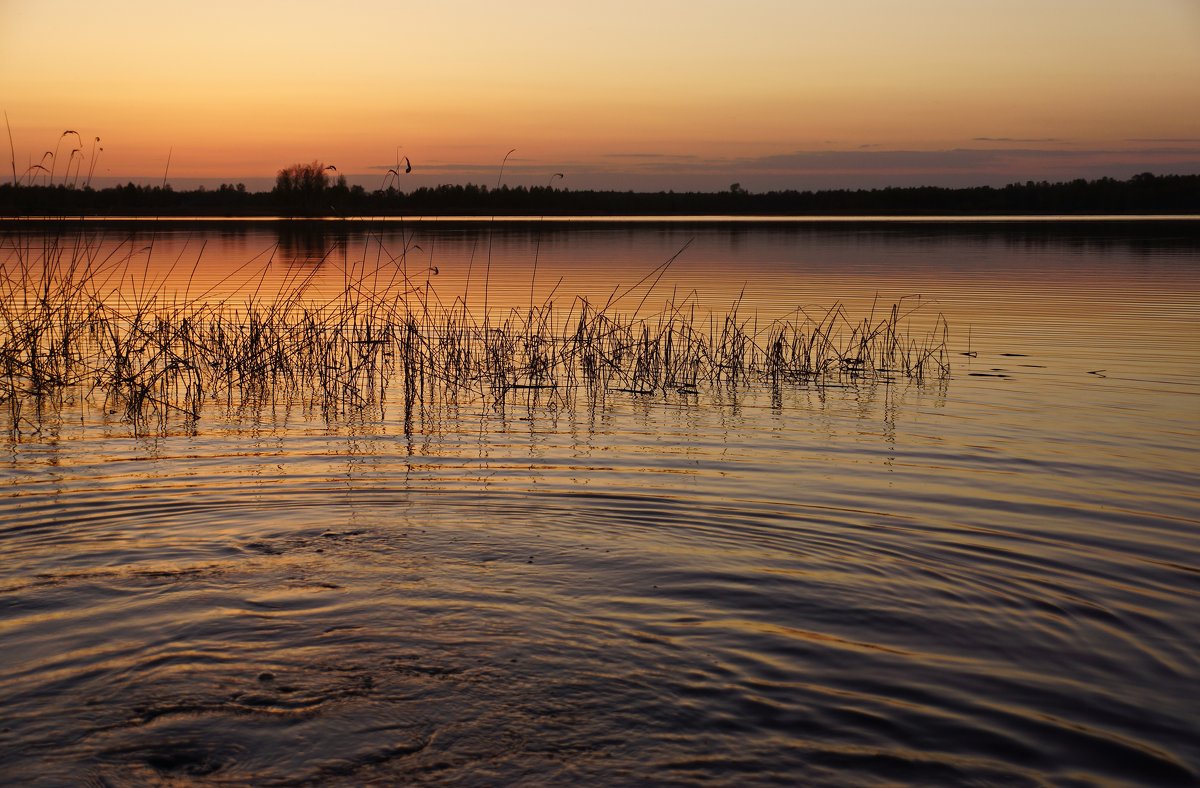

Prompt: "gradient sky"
[2,0,1199,191]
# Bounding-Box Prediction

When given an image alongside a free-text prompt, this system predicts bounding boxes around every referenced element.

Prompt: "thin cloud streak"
[97,146,1200,193]
[732,147,1200,171]
[565,147,1200,191]
[341,146,1200,192]
[973,137,1068,143]
[599,153,704,161]
[1125,138,1200,143]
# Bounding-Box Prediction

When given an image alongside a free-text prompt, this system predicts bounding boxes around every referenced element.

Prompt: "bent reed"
[1,228,949,437]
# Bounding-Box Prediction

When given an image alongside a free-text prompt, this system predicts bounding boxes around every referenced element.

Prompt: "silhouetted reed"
[0,231,950,437]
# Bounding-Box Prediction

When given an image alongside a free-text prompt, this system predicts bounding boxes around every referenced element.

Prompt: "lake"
[1,218,1198,785]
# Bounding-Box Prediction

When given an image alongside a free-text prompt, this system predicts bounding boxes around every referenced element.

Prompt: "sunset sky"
[2,0,1199,191]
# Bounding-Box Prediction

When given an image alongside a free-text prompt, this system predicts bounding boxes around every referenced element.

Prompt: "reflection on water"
[1,221,1198,785]
[276,222,340,266]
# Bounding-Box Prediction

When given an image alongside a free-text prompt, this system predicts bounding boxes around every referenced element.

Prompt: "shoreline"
[5,213,1200,226]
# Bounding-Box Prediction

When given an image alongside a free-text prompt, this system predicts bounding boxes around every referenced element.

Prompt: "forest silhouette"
[1,171,1196,218]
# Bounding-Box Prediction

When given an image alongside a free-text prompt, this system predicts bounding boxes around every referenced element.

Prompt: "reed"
[0,229,950,438]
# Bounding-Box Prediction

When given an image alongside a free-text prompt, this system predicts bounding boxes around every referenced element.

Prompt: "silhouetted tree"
[274,160,332,215]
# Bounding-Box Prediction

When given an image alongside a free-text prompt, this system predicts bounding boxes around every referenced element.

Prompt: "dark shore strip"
[2,172,1197,219]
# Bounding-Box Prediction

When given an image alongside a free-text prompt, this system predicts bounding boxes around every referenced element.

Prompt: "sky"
[2,0,1199,192]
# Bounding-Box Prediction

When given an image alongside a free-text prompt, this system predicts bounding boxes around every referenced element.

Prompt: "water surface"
[1,220,1198,785]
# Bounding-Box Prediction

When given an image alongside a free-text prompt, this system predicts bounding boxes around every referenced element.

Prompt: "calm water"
[2,220,1198,785]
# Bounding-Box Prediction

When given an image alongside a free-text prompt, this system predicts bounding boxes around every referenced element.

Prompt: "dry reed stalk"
[1,230,950,439]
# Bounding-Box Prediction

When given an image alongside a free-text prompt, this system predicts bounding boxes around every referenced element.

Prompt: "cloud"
[724,147,1200,174]
[732,149,1011,172]
[973,137,1067,143]
[600,153,702,160]
[253,145,1200,193]
[1125,137,1200,143]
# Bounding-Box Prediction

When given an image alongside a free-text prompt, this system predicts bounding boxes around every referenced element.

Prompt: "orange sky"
[2,0,1199,190]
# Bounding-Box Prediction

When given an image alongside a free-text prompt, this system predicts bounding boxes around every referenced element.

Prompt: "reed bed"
[0,231,950,437]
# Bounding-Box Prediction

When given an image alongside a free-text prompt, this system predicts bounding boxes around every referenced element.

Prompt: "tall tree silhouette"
[273,161,331,215]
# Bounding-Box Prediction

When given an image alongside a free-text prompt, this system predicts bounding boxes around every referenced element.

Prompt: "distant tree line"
[1,171,1197,217]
